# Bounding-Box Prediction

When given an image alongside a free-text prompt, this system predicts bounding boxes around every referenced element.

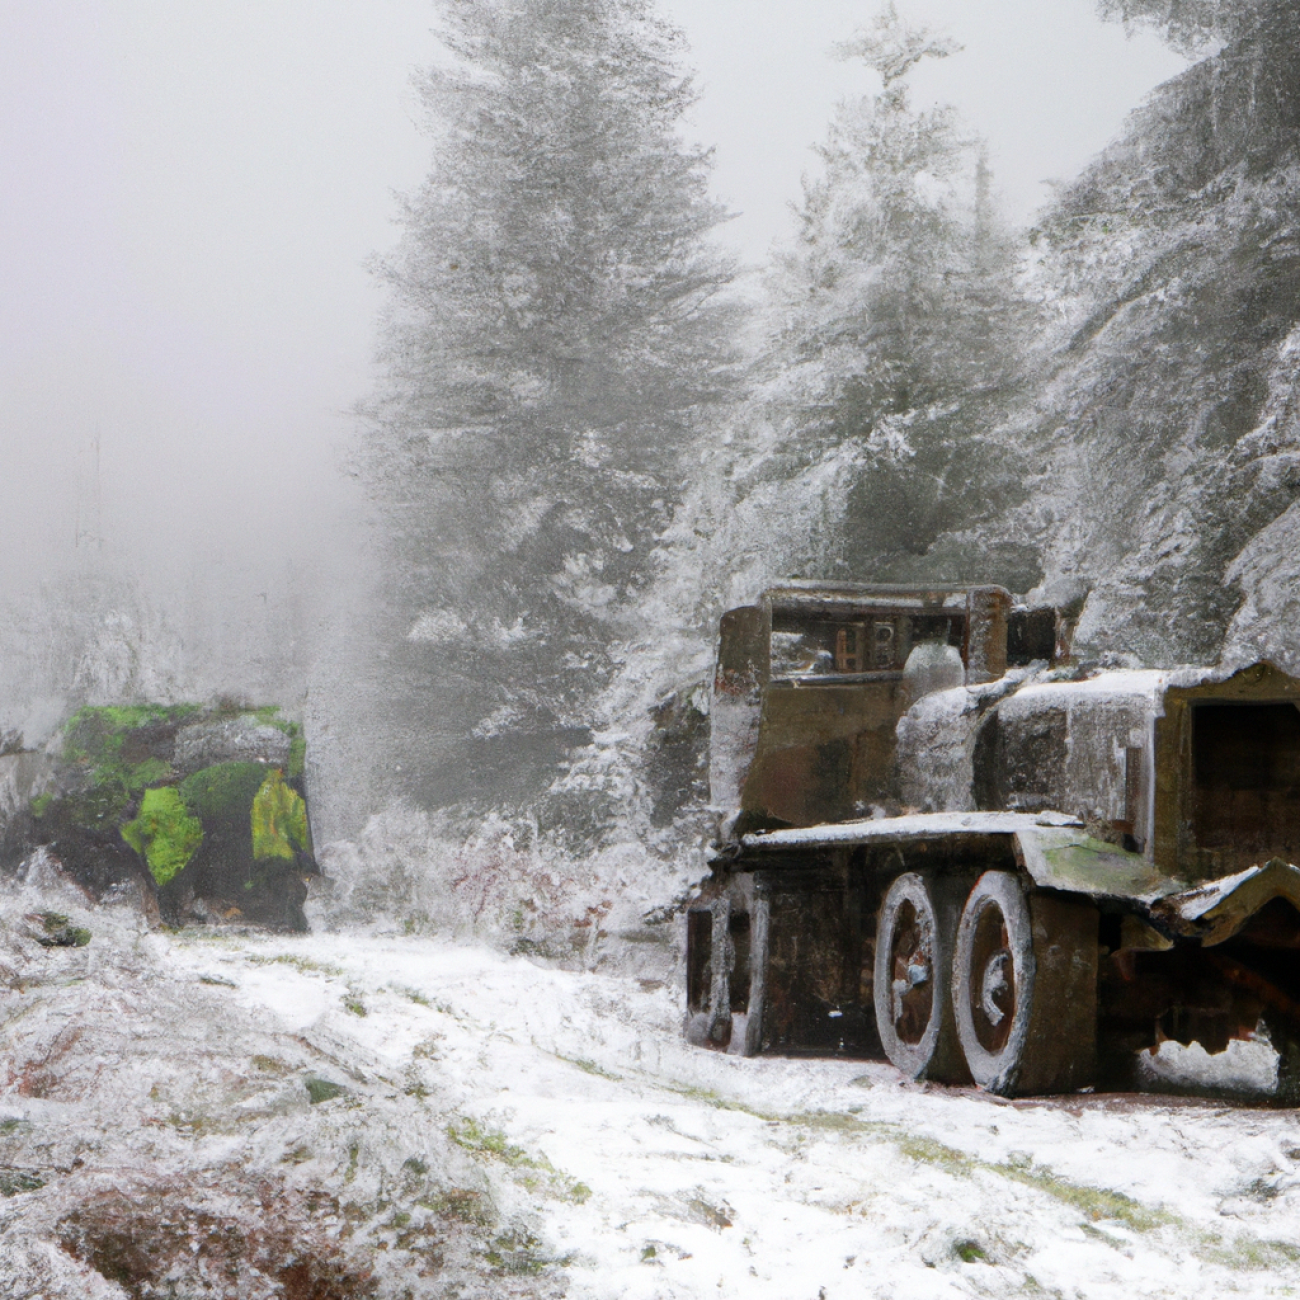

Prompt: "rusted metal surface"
[713,583,1019,835]
[1155,662,1300,881]
[1151,859,1300,945]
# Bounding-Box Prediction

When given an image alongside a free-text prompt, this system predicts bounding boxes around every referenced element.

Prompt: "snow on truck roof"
[761,582,977,615]
[985,663,1256,713]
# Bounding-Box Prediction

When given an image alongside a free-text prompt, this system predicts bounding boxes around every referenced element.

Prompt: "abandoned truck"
[687,581,1300,1099]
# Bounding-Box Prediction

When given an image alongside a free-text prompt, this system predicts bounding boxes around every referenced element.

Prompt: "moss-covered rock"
[251,769,311,861]
[3,701,316,931]
[121,787,204,887]
[179,762,270,822]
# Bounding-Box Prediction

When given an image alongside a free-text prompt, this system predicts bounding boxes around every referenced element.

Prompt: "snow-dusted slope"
[1023,13,1300,666]
[5,877,1300,1298]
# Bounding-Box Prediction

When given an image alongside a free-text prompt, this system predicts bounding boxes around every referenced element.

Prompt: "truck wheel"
[874,873,967,1082]
[953,871,1098,1096]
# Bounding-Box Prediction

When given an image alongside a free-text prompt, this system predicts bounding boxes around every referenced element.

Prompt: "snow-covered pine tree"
[361,0,740,819]
[762,4,1035,589]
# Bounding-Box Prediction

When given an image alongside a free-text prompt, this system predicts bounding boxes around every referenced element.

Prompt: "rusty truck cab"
[710,583,1058,837]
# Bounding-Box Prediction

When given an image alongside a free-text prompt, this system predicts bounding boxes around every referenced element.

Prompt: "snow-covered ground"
[4,877,1300,1299]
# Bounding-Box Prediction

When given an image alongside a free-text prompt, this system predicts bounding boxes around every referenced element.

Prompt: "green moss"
[58,706,199,836]
[0,1169,44,1197]
[252,707,306,776]
[29,792,52,819]
[179,762,269,821]
[32,911,92,948]
[122,786,203,887]
[305,1077,347,1104]
[251,768,310,860]
[60,783,133,830]
[63,704,196,767]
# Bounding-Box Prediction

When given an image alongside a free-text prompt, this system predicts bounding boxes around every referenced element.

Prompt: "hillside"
[1023,10,1300,667]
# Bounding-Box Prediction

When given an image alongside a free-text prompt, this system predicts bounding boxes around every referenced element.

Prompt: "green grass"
[484,1228,563,1275]
[1198,1233,1300,1271]
[557,1053,621,1081]
[447,1116,591,1203]
[998,1162,1173,1233]
[780,1109,1173,1233]
[246,953,344,977]
[0,1169,45,1197]
[251,1054,290,1074]
[30,912,92,948]
[419,1187,492,1226]
[448,1117,532,1164]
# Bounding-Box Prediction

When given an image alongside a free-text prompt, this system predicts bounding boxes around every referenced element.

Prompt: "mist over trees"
[342,0,1300,881]
[0,0,1296,956]
[359,0,742,826]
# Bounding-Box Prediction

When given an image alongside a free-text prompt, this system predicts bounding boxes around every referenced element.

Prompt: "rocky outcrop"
[0,702,315,931]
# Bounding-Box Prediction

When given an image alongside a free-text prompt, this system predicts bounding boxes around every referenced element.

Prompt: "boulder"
[0,702,314,931]
[174,717,293,772]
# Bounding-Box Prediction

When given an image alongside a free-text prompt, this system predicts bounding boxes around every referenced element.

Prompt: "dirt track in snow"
[4,880,1300,1299]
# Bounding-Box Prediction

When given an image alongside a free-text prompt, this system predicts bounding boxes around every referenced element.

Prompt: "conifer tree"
[763,4,1034,586]
[362,0,739,815]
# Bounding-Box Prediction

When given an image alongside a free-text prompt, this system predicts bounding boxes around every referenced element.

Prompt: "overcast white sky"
[0,0,1186,600]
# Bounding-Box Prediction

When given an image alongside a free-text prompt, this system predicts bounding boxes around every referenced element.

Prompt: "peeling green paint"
[1017,827,1184,901]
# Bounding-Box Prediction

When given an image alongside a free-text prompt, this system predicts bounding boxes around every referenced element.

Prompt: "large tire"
[953,871,1098,1096]
[874,872,968,1083]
